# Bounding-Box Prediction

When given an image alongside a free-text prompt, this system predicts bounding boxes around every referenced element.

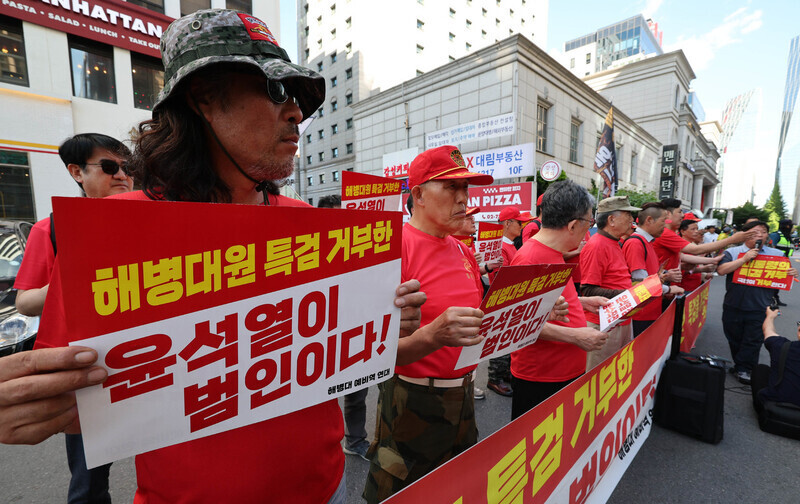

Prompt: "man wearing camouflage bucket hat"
[3,9,426,504]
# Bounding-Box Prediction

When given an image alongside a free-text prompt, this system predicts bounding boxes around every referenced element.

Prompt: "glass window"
[332,170,339,181]
[307,175,313,186]
[0,150,35,221]
[536,102,549,152]
[569,120,580,163]
[346,143,353,154]
[345,92,353,105]
[346,118,353,129]
[308,197,314,205]
[585,52,591,63]
[318,129,324,139]
[320,172,326,183]
[482,8,487,16]
[630,152,638,185]
[481,30,487,39]
[346,67,352,79]
[345,17,351,28]
[181,0,211,16]
[331,123,338,134]
[331,100,338,112]
[318,152,324,162]
[331,76,337,87]
[570,57,575,69]
[306,134,312,144]
[346,43,352,54]
[304,26,309,37]
[466,20,471,29]
[449,33,455,42]
[304,48,310,60]
[331,53,337,63]
[68,35,116,103]
[317,62,323,71]
[449,8,456,17]
[126,0,165,14]
[306,155,312,164]
[225,0,252,13]
[330,3,336,14]
[131,53,164,111]
[416,44,424,53]
[331,28,336,40]
[465,42,471,51]
[417,19,424,30]
[318,107,324,117]
[331,148,338,159]
[0,15,29,86]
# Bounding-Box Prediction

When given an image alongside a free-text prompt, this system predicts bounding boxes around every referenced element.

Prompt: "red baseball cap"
[498,206,534,222]
[408,145,494,188]
[684,212,701,222]
[466,206,480,216]
[536,194,544,206]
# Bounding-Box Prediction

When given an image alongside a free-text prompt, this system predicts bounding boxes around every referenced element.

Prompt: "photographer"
[752,307,800,410]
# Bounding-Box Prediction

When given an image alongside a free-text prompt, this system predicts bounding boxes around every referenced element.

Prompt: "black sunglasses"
[84,159,130,176]
[266,79,299,107]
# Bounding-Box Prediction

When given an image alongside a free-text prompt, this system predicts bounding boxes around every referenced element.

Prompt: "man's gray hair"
[541,180,595,229]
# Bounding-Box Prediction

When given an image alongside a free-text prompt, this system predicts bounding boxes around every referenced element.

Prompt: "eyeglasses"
[576,217,596,226]
[266,79,299,106]
[84,159,130,176]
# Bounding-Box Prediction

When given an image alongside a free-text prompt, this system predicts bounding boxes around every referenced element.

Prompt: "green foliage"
[588,179,600,201]
[730,201,770,228]
[763,181,788,231]
[536,170,569,196]
[615,187,659,209]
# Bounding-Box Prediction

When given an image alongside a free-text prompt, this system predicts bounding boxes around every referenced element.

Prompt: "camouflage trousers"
[362,375,478,503]
[488,354,511,382]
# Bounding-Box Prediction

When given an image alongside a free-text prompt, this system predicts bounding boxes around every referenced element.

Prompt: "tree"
[763,181,788,231]
[730,201,770,228]
[527,170,570,198]
[615,187,659,209]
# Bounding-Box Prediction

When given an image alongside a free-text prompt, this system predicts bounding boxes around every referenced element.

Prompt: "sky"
[278,0,800,203]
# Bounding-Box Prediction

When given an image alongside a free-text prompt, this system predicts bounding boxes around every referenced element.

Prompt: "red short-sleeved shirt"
[521,219,541,243]
[580,232,632,325]
[14,217,55,291]
[677,270,703,292]
[35,190,345,504]
[396,223,483,379]
[622,233,662,321]
[509,239,587,382]
[652,227,689,270]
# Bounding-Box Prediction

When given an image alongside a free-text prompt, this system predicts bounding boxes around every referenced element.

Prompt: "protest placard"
[475,222,503,264]
[599,275,662,332]
[467,182,534,222]
[341,170,402,212]
[53,197,402,469]
[680,280,711,352]
[455,264,574,369]
[732,253,794,290]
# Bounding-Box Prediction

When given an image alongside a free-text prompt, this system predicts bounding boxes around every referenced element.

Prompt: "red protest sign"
[475,221,504,263]
[455,263,574,368]
[52,197,402,469]
[599,274,662,332]
[732,253,794,291]
[388,301,677,504]
[452,235,475,249]
[341,171,402,212]
[680,280,710,352]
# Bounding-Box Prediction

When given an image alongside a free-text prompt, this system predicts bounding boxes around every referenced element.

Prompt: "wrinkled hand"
[573,327,608,352]
[428,306,484,348]
[0,347,107,445]
[548,296,570,322]
[579,296,609,314]
[473,252,482,264]
[668,285,685,296]
[711,255,723,263]
[395,280,425,338]
[490,257,505,268]
[788,267,798,279]
[662,267,682,283]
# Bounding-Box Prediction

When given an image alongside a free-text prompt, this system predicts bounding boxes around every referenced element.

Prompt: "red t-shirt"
[580,232,632,325]
[509,239,587,382]
[35,190,344,504]
[14,217,55,291]
[652,227,689,270]
[677,270,703,292]
[622,233,662,321]
[396,223,483,379]
[521,219,541,243]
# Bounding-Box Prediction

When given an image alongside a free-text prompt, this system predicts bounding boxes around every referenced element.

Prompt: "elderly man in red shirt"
[580,196,641,370]
[364,145,491,503]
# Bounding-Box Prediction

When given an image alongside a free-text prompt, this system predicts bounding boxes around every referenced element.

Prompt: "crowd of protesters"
[0,7,799,504]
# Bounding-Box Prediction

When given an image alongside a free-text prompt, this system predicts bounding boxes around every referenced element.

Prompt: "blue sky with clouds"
[279,0,800,184]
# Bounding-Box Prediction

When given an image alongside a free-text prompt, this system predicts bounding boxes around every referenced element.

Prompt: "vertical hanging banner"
[455,264,574,368]
[341,171,402,212]
[658,145,679,200]
[387,302,677,504]
[474,222,504,264]
[593,107,617,199]
[599,275,662,332]
[680,280,710,352]
[53,197,402,469]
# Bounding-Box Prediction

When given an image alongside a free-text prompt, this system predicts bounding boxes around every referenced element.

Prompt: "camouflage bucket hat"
[155,9,325,118]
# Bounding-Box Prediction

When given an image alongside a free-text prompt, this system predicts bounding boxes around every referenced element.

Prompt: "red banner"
[680,280,710,352]
[731,253,794,291]
[388,301,677,504]
[475,221,503,263]
[467,182,534,222]
[0,0,172,58]
[599,274,662,331]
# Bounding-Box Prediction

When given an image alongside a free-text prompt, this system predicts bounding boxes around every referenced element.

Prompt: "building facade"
[0,0,274,221]
[351,35,662,198]
[563,14,662,78]
[715,88,763,209]
[295,0,549,206]
[776,35,800,221]
[583,50,720,213]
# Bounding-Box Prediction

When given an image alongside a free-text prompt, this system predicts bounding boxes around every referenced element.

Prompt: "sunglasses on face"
[84,159,130,176]
[266,79,298,106]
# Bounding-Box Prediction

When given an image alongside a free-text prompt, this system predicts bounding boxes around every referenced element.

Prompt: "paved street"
[2,273,799,503]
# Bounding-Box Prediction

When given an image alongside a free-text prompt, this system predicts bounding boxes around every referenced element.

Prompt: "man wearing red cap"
[521,193,545,242]
[364,145,491,502]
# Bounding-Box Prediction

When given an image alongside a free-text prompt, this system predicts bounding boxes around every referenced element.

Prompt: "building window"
[465,42,471,51]
[306,155,312,164]
[331,29,336,39]
[317,15,322,25]
[482,7,487,16]
[320,172,326,183]
[449,55,455,61]
[331,148,338,159]
[674,85,680,109]
[306,134,312,144]
[0,15,29,86]
[307,175,314,187]
[570,57,575,69]
[416,70,424,76]
[126,0,165,14]
[333,170,339,181]
[331,76,338,87]
[304,26,309,37]
[345,92,353,105]
[630,151,638,185]
[536,102,550,152]
[449,8,456,17]
[346,67,353,79]
[509,9,514,17]
[180,0,210,16]
[308,197,314,205]
[466,19,472,29]
[68,35,116,103]
[317,39,323,49]
[318,152,324,162]
[481,30,487,39]
[0,150,34,220]
[317,61,323,72]
[346,143,353,154]
[417,19,424,30]
[303,3,308,13]
[416,44,424,53]
[449,33,455,42]
[496,18,500,27]
[331,100,338,112]
[346,118,353,129]
[304,48,310,60]
[346,167,354,171]
[585,53,591,63]
[569,120,581,163]
[330,3,336,14]
[331,54,337,63]
[345,17,351,28]
[346,43,352,54]
[318,129,324,139]
[131,53,164,110]
[332,123,339,134]
[318,107,324,117]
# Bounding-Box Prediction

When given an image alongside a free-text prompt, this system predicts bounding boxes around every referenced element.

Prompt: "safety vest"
[776,233,794,257]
